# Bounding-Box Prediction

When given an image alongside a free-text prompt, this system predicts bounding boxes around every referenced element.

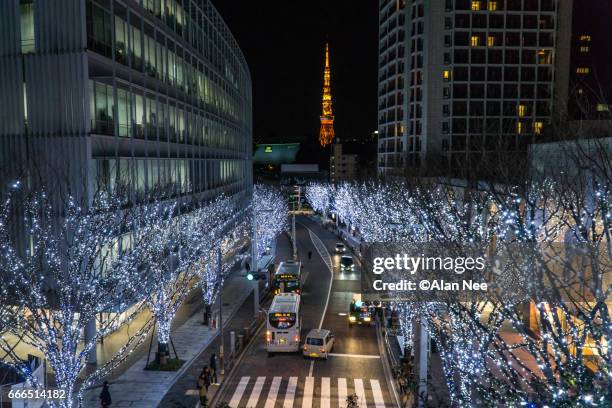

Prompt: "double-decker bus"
[272,260,302,294]
[266,293,301,353]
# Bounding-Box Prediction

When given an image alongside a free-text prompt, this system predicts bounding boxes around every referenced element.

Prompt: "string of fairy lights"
[0,185,288,408]
[306,178,610,407]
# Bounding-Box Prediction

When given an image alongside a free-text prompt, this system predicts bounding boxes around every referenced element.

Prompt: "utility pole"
[418,319,429,407]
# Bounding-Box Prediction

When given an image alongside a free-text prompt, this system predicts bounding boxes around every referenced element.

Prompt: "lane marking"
[301,222,334,379]
[321,377,331,408]
[354,379,367,408]
[283,376,298,408]
[264,377,282,408]
[247,376,265,408]
[370,379,386,408]
[328,353,381,359]
[229,376,250,408]
[337,378,347,408]
[302,376,315,408]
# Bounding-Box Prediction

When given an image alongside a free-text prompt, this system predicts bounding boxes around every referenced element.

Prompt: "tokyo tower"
[319,43,335,147]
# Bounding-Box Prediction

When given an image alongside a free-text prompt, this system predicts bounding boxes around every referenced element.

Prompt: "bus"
[272,260,302,294]
[266,293,301,353]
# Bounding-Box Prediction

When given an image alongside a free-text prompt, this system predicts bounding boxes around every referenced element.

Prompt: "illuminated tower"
[319,43,335,147]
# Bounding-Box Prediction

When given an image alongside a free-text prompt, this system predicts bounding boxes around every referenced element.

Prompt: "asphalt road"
[216,216,396,408]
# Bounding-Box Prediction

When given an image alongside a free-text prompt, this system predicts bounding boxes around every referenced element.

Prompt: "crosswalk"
[224,376,390,408]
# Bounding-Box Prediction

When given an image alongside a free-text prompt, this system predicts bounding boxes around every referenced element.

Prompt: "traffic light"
[246,271,267,281]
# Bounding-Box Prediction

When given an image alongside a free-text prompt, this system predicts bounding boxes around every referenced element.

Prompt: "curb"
[197,320,266,408]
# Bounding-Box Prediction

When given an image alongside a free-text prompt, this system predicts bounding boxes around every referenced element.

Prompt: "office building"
[377,0,573,175]
[330,138,359,183]
[0,0,252,204]
[567,0,612,119]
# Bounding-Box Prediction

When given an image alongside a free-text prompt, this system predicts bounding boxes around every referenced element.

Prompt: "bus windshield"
[269,313,296,329]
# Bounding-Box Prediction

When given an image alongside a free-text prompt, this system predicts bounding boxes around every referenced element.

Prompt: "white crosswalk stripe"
[224,376,387,408]
[264,377,282,408]
[283,376,298,408]
[337,378,347,408]
[370,379,385,408]
[302,376,315,408]
[230,376,250,408]
[353,379,367,408]
[247,376,266,408]
[321,377,331,408]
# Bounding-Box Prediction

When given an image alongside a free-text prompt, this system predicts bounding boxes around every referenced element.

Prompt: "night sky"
[213,0,379,145]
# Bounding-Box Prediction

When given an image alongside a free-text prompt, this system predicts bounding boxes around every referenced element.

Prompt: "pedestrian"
[307,251,312,260]
[209,353,218,385]
[198,365,211,393]
[99,381,112,407]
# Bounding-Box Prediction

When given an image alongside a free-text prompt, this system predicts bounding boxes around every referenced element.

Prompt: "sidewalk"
[158,232,295,407]
[81,266,253,407]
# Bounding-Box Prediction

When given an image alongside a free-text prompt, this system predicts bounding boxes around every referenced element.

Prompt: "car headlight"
[363,316,371,322]
[349,316,357,322]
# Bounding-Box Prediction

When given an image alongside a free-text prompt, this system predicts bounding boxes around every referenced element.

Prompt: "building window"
[471,36,480,47]
[517,104,527,117]
[487,36,495,47]
[20,0,35,53]
[580,35,591,42]
[472,1,481,11]
[487,1,498,10]
[596,104,610,112]
[580,46,590,53]
[516,121,523,134]
[534,121,543,134]
[443,70,451,80]
[576,67,590,74]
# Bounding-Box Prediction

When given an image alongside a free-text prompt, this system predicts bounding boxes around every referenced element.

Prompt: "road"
[215,215,396,408]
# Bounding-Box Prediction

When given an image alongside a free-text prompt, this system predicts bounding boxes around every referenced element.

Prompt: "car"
[340,255,355,272]
[303,329,335,359]
[335,242,346,253]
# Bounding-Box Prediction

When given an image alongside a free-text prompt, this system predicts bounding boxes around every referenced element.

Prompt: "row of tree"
[305,144,610,407]
[0,184,287,408]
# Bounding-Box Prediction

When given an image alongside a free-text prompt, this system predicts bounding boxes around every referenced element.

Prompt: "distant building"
[280,164,326,185]
[567,0,612,120]
[253,143,301,166]
[330,139,359,183]
[377,0,573,176]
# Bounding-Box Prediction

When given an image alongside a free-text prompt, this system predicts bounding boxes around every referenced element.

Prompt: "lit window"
[472,1,481,10]
[596,104,610,112]
[471,36,480,47]
[517,104,527,117]
[265,146,273,153]
[516,121,523,134]
[487,36,495,46]
[20,0,35,54]
[487,1,497,10]
[580,46,590,53]
[580,35,591,42]
[576,67,590,74]
[577,88,584,95]
[443,70,450,80]
[534,121,543,135]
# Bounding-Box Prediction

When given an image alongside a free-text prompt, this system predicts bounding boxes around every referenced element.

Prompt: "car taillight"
[303,345,308,351]
[294,335,299,342]
[320,348,325,352]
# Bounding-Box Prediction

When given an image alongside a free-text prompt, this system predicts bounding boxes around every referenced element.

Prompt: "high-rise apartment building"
[0,0,252,204]
[378,0,573,175]
[567,0,612,119]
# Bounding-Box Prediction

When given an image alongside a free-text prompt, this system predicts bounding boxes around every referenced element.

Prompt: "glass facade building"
[1,0,252,203]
